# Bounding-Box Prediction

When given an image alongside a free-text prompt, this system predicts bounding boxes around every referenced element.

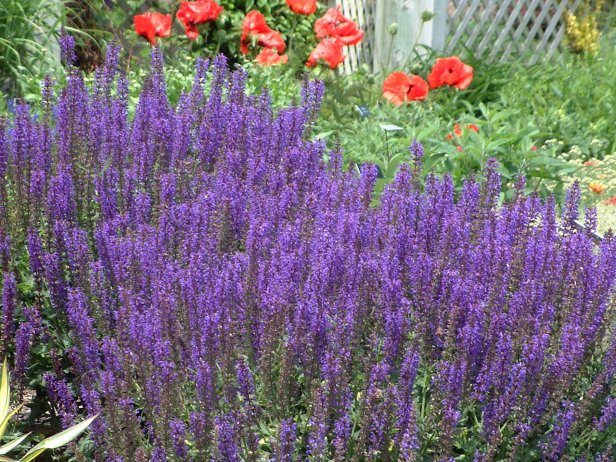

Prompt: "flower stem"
[287,16,299,55]
[400,19,426,71]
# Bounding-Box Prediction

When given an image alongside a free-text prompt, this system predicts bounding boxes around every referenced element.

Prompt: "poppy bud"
[421,10,436,22]
[389,23,398,36]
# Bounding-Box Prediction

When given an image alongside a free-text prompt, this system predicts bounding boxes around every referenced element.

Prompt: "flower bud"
[389,22,398,36]
[421,10,436,22]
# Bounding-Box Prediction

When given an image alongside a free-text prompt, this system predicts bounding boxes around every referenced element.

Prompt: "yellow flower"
[565,0,604,54]
[589,182,605,194]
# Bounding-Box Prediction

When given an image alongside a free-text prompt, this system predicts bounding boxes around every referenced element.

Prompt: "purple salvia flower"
[215,416,241,462]
[44,373,78,427]
[47,168,76,223]
[13,322,33,385]
[596,397,616,432]
[170,419,189,460]
[59,32,76,66]
[0,45,614,461]
[275,419,296,462]
[307,386,330,461]
[150,447,167,462]
[396,349,420,460]
[1,271,16,349]
[0,233,9,272]
[65,288,100,381]
[541,401,575,461]
[562,181,581,235]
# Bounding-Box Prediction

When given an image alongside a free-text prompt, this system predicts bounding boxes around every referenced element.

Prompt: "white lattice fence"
[330,0,377,73]
[336,0,590,69]
[445,0,585,64]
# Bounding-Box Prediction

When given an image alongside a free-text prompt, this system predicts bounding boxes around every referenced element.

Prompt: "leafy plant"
[0,359,96,462]
[107,0,322,71]
[1,47,616,460]
[0,0,104,100]
[560,152,616,235]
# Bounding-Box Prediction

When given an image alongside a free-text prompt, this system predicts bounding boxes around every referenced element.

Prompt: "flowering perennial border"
[0,45,615,460]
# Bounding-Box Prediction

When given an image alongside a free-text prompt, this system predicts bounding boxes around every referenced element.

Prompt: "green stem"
[400,20,426,72]
[287,16,299,55]
[384,32,395,73]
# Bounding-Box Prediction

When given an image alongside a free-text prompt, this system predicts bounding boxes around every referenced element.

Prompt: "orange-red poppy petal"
[176,0,223,40]
[255,47,289,66]
[134,12,172,46]
[382,72,429,105]
[427,57,473,90]
[258,30,286,54]
[241,10,285,55]
[382,71,412,106]
[314,7,363,45]
[466,123,479,132]
[407,74,429,100]
[306,39,346,69]
[243,10,271,35]
[286,0,317,15]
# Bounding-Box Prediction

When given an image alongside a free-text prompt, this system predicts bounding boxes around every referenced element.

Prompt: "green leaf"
[20,415,97,462]
[0,455,18,462]
[0,359,9,425]
[313,131,333,140]
[0,432,30,455]
[0,406,23,440]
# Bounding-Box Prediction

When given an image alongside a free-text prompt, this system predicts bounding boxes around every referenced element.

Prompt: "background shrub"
[106,0,321,69]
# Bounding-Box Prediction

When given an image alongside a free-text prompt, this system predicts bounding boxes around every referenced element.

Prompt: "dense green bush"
[107,0,321,68]
[0,0,106,99]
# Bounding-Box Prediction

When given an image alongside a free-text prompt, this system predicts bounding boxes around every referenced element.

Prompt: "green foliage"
[7,19,616,204]
[495,48,616,160]
[0,0,60,97]
[0,360,96,462]
[110,0,322,70]
[0,0,105,100]
[561,153,616,235]
[304,68,574,200]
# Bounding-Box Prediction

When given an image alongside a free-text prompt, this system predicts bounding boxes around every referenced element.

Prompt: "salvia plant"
[0,359,96,461]
[0,38,615,461]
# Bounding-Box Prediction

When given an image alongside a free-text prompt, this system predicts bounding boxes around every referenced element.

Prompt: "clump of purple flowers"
[0,44,615,461]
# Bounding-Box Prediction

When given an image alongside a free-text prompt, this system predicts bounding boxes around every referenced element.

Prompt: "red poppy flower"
[286,0,317,15]
[466,123,479,132]
[176,0,223,40]
[446,133,453,140]
[605,196,616,205]
[530,145,538,151]
[382,71,429,106]
[134,12,172,46]
[306,39,345,69]
[427,57,474,90]
[456,145,463,152]
[584,160,596,166]
[454,123,462,137]
[314,7,363,46]
[255,47,289,66]
[241,11,285,55]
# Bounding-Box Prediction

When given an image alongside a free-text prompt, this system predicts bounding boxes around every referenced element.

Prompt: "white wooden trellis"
[328,0,377,74]
[445,0,586,64]
[333,0,589,70]
[376,0,451,72]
